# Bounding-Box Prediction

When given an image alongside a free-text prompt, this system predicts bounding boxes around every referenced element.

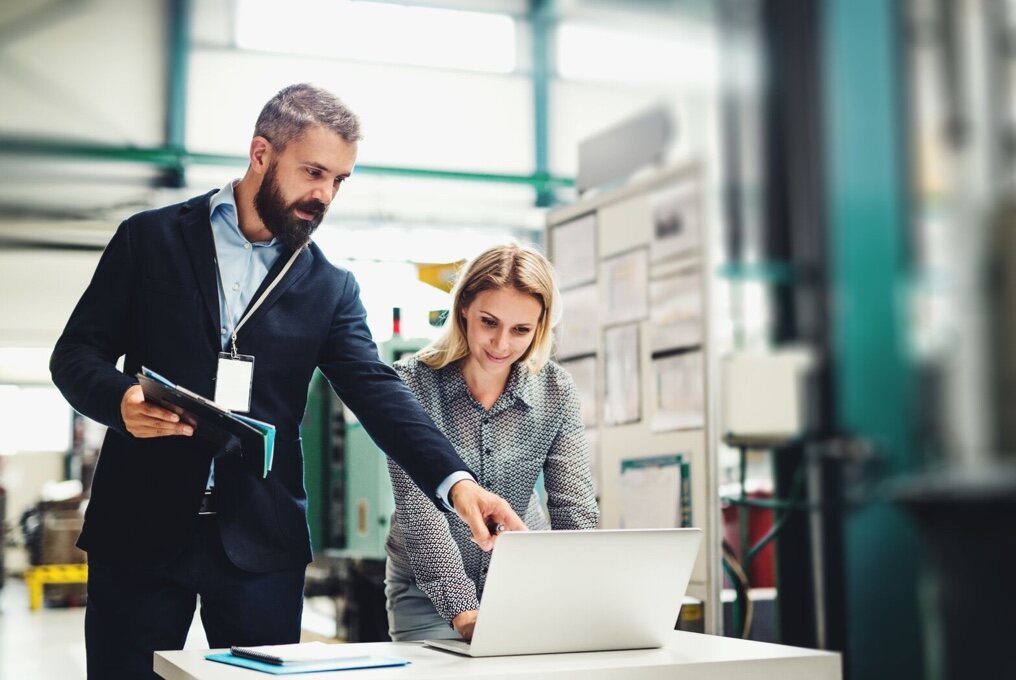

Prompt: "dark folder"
[137,367,275,478]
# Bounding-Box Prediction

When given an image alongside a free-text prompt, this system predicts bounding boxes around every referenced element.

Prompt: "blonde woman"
[384,243,599,642]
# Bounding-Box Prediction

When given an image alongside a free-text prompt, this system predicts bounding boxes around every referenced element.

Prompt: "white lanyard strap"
[218,246,304,357]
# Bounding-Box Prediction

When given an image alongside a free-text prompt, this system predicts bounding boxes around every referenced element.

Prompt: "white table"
[155,632,841,680]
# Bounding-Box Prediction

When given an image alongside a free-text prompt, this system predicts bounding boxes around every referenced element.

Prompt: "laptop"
[424,528,702,657]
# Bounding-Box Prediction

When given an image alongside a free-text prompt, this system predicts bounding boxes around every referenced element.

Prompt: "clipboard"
[137,367,275,478]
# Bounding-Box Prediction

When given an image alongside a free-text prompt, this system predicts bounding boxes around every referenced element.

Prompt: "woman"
[384,243,599,642]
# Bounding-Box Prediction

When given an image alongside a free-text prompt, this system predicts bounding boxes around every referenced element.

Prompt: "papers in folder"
[205,641,409,674]
[137,367,275,478]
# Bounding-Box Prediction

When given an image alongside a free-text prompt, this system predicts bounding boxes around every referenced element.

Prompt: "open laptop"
[424,528,702,657]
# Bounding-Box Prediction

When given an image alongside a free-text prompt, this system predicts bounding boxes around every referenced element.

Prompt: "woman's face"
[461,287,543,376]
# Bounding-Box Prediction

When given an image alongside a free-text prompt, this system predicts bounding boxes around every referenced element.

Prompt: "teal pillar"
[824,0,923,678]
[531,0,554,207]
[165,0,191,187]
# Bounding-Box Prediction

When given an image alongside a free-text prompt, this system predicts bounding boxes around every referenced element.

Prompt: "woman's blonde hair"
[417,243,560,373]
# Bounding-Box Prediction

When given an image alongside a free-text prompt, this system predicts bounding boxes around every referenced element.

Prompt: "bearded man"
[50,83,524,679]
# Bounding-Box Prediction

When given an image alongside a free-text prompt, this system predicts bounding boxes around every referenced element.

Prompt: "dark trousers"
[84,515,305,679]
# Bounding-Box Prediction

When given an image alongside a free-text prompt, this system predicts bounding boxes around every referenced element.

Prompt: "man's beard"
[253,163,326,251]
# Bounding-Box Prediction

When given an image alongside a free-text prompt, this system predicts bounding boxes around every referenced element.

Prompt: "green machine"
[300,317,429,642]
[302,330,428,560]
[335,333,428,560]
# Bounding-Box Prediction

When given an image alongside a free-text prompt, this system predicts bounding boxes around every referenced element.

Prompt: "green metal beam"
[824,0,923,678]
[164,0,191,187]
[530,0,555,207]
[166,0,190,151]
[0,137,575,191]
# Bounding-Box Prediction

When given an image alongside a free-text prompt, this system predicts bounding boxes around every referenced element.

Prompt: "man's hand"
[450,479,526,551]
[452,609,479,641]
[121,385,194,438]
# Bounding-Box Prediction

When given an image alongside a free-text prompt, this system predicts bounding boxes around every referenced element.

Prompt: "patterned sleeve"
[387,361,480,622]
[542,366,600,530]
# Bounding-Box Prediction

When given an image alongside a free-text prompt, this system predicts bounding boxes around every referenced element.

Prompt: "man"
[50,83,525,679]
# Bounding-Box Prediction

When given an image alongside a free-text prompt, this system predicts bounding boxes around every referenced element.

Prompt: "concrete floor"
[0,578,210,679]
[0,577,339,678]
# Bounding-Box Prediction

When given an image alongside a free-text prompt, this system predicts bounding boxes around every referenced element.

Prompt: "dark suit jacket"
[51,191,472,572]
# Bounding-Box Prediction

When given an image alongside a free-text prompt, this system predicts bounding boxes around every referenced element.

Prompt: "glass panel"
[236,0,516,73]
[187,49,534,173]
[556,21,714,87]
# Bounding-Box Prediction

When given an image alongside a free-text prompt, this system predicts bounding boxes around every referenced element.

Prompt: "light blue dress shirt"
[209,180,285,350]
[205,181,468,509]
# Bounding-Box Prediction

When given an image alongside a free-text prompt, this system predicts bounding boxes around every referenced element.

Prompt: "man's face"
[253,125,358,250]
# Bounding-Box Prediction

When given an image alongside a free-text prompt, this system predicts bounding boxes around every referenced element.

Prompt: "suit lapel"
[235,244,314,340]
[178,191,221,348]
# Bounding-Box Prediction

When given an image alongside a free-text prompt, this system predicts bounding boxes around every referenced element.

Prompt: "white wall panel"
[0,0,166,145]
[0,248,103,348]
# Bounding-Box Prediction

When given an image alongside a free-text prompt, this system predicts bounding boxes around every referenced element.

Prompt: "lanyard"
[216,245,303,358]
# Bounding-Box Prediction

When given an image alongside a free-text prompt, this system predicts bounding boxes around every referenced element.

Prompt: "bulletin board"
[547,161,721,634]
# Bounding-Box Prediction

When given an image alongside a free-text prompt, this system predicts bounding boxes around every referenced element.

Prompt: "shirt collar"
[441,360,535,412]
[209,179,280,247]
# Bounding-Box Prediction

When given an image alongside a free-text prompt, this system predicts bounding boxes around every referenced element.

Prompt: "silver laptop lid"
[460,528,702,657]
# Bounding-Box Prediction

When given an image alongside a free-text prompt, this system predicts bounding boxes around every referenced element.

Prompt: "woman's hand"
[452,609,479,641]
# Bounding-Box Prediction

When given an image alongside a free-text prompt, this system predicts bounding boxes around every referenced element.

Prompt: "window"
[236,0,517,74]
[556,22,715,87]
[0,385,72,455]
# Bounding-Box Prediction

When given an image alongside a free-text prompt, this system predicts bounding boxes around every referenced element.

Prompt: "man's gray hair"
[254,83,362,150]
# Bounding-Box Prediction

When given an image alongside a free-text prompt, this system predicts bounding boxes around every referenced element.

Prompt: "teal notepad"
[232,413,276,475]
[205,653,409,674]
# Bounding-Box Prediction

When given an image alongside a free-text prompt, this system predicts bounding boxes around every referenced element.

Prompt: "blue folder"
[205,653,409,674]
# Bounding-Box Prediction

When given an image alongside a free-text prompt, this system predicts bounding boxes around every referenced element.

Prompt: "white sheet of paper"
[619,456,682,529]
[603,324,641,426]
[650,179,701,262]
[556,284,600,359]
[651,352,704,432]
[552,214,597,290]
[649,272,702,353]
[601,249,648,326]
[215,355,253,412]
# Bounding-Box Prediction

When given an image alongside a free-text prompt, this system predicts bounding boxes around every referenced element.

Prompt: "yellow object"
[24,563,88,611]
[416,261,464,293]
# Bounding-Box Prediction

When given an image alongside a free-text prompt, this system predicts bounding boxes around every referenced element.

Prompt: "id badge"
[215,352,254,412]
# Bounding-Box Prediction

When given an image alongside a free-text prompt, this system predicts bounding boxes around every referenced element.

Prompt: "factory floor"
[0,576,341,678]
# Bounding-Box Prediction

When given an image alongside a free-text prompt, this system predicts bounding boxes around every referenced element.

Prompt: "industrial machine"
[301,310,429,641]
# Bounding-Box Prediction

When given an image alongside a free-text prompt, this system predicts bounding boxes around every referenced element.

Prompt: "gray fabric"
[385,560,461,642]
[385,357,598,623]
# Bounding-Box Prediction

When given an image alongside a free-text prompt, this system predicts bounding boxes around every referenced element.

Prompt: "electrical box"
[720,350,812,447]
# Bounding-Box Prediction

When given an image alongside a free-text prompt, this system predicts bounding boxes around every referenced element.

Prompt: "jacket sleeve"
[317,273,473,509]
[50,219,138,436]
[387,456,481,622]
[543,370,600,530]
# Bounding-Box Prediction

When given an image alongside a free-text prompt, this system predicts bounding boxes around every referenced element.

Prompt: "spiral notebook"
[206,642,408,674]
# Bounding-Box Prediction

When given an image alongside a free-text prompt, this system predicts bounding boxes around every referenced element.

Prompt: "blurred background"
[1,1,1014,679]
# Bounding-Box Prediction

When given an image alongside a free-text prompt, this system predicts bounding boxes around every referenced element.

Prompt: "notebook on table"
[205,641,408,674]
[424,528,702,657]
